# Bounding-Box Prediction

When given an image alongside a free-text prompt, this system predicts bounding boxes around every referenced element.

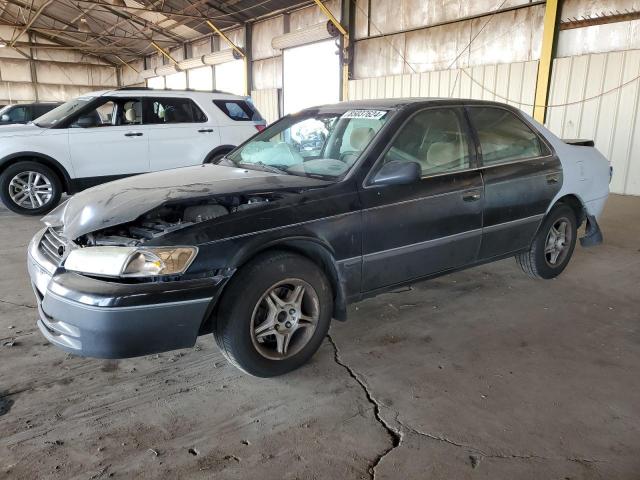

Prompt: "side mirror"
[0,114,9,122]
[371,160,421,186]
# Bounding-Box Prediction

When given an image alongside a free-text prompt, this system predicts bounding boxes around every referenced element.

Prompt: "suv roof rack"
[116,86,152,91]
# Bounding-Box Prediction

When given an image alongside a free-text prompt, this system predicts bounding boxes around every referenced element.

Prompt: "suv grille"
[39,227,67,265]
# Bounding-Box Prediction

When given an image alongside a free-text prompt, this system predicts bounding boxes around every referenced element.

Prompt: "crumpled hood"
[43,164,331,239]
[0,123,43,137]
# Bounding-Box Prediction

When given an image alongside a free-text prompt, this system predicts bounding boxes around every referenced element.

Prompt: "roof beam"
[9,0,53,47]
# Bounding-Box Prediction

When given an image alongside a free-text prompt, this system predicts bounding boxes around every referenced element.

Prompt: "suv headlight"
[64,246,198,278]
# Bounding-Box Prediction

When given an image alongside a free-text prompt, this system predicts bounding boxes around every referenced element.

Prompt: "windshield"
[225,109,389,179]
[34,97,93,128]
[0,105,11,116]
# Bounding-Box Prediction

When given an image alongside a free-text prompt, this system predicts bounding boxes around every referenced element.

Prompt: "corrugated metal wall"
[251,88,280,124]
[546,50,640,195]
[348,60,539,116]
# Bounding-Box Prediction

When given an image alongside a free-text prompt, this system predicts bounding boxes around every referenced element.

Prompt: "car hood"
[43,164,332,239]
[0,123,43,137]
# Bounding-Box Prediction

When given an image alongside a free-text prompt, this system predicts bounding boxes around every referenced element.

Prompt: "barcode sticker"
[341,110,387,120]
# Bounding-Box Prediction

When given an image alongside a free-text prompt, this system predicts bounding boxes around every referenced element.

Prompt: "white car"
[0,88,266,215]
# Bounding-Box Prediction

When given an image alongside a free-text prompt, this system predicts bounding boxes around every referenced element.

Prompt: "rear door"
[466,106,562,259]
[144,96,218,171]
[360,107,484,292]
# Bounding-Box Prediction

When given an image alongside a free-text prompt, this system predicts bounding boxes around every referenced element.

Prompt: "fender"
[0,151,73,192]
[230,235,349,322]
[203,144,236,163]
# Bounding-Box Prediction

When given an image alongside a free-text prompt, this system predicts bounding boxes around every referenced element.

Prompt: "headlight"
[64,246,198,278]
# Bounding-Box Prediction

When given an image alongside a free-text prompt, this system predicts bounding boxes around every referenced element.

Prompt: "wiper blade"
[238,161,288,175]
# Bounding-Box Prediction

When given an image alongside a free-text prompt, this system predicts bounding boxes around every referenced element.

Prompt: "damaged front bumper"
[27,229,227,359]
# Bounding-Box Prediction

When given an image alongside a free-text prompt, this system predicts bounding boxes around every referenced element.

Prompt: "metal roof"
[0,0,311,66]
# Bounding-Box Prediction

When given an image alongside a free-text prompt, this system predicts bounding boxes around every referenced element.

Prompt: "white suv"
[0,88,266,215]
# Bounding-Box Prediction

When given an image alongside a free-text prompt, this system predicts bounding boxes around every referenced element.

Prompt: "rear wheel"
[0,161,62,215]
[516,204,577,279]
[214,251,333,377]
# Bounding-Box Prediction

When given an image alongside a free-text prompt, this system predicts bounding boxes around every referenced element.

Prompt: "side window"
[146,98,206,124]
[71,100,116,128]
[8,106,27,122]
[382,108,470,176]
[214,100,264,122]
[467,107,545,165]
[117,99,142,125]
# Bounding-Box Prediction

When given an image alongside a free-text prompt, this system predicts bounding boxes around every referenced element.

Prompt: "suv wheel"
[214,251,333,377]
[0,161,62,215]
[516,204,577,279]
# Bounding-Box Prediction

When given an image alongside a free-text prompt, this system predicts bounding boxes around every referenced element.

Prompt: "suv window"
[467,107,546,165]
[382,108,470,176]
[145,97,207,124]
[70,98,142,128]
[5,106,28,122]
[214,100,263,122]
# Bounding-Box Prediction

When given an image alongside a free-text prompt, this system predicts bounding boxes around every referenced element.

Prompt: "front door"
[360,107,484,292]
[143,96,219,171]
[68,96,149,181]
[466,106,563,259]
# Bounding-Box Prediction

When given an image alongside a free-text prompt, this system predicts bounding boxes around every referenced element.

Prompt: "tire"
[214,250,333,377]
[0,161,62,216]
[204,151,230,164]
[516,204,577,279]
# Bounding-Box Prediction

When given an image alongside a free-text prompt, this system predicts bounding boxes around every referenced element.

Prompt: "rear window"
[213,100,264,122]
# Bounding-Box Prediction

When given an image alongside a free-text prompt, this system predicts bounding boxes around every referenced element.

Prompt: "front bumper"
[27,229,227,358]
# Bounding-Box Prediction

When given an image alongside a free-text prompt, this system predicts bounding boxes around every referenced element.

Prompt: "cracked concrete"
[327,334,402,478]
[1,195,640,479]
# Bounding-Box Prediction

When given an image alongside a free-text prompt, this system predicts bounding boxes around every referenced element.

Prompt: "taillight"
[255,124,266,132]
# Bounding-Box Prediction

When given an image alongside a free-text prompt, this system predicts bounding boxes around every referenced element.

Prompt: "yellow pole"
[313,0,349,100]
[151,41,179,65]
[533,0,560,123]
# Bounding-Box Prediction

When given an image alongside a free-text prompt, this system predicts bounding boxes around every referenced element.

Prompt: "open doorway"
[283,39,340,115]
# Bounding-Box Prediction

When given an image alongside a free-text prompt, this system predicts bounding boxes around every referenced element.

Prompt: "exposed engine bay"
[77,194,278,247]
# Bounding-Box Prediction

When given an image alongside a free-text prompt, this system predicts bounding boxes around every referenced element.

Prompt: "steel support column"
[313,0,349,101]
[533,0,561,123]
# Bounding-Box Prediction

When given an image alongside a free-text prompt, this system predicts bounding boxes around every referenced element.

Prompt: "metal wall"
[251,88,280,124]
[348,60,539,116]
[0,27,118,104]
[546,49,640,195]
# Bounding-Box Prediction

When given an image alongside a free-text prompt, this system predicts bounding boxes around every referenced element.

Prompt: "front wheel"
[0,161,62,215]
[214,251,333,377]
[516,204,577,279]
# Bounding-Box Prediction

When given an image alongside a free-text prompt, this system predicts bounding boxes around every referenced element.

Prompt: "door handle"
[462,190,482,202]
[546,173,560,184]
[124,132,143,137]
[198,128,214,133]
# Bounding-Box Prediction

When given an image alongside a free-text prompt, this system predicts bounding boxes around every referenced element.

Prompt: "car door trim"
[363,228,483,261]
[482,213,545,233]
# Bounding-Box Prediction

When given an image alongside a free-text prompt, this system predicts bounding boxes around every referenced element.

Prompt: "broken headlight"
[64,246,198,278]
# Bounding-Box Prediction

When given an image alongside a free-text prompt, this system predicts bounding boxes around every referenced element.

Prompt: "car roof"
[303,97,520,114]
[82,88,247,101]
[4,102,61,107]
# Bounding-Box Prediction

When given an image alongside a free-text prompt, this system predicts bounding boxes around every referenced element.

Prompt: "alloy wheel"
[8,171,53,209]
[250,278,320,360]
[544,217,572,266]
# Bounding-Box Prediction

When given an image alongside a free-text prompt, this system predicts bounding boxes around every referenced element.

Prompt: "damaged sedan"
[27,99,610,377]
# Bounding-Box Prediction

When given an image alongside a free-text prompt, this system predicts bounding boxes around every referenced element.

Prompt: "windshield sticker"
[341,110,387,120]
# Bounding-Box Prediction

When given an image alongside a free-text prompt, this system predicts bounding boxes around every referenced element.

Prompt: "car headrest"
[350,127,375,151]
[427,142,458,167]
[125,108,137,123]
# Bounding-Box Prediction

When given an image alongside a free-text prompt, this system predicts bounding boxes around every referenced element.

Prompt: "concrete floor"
[0,195,639,480]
